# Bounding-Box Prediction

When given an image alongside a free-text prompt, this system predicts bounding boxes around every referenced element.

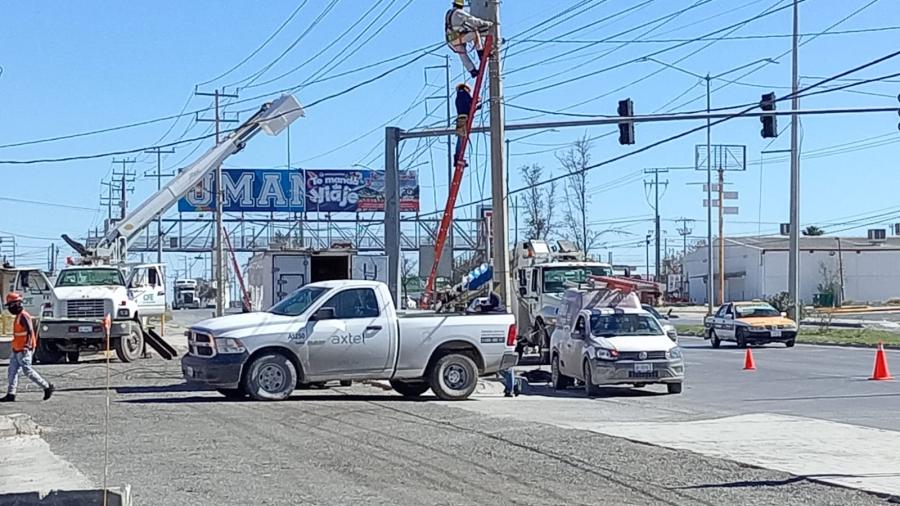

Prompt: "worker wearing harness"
[454,83,482,166]
[445,0,493,78]
[2,293,54,402]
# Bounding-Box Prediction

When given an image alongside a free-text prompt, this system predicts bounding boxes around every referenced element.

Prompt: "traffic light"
[617,98,635,145]
[760,92,777,138]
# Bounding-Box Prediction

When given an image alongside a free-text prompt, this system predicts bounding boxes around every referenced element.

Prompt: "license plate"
[634,363,653,373]
[771,330,782,337]
[78,325,93,334]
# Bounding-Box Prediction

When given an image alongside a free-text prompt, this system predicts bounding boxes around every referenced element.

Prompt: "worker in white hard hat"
[444,0,493,78]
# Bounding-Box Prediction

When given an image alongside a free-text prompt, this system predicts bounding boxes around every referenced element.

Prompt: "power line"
[0,196,99,212]
[516,26,900,44]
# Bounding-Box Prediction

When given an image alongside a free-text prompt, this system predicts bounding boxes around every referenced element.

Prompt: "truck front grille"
[66,299,107,319]
[188,331,215,357]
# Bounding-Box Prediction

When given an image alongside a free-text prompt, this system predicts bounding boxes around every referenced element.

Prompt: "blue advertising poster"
[178,169,305,213]
[305,169,419,213]
[177,168,419,213]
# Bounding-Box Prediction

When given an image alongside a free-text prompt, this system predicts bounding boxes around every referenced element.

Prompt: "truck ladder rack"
[421,35,494,307]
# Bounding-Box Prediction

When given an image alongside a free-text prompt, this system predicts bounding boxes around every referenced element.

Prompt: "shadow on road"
[520,382,667,399]
[120,393,428,404]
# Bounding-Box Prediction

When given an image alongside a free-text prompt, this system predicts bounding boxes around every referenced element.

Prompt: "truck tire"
[243,353,297,401]
[583,360,601,398]
[35,342,66,364]
[551,354,572,390]
[428,353,478,401]
[390,380,430,397]
[115,326,144,363]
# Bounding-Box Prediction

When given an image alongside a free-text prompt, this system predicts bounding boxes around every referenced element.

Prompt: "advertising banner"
[178,168,419,213]
[305,169,419,213]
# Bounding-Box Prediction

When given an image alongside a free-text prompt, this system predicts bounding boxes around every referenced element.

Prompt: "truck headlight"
[595,348,619,361]
[117,308,130,319]
[214,338,246,354]
[667,347,683,359]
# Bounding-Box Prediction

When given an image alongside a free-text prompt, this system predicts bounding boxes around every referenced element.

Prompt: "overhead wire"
[516,25,900,44]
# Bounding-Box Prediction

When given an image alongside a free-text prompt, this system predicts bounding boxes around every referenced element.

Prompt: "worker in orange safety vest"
[2,292,53,402]
[445,0,493,78]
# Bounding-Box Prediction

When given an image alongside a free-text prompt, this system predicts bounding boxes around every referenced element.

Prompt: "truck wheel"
[35,342,66,364]
[66,352,80,364]
[667,382,683,394]
[243,353,297,401]
[390,380,430,397]
[583,360,601,398]
[551,354,572,390]
[115,326,144,363]
[428,353,478,401]
[217,388,246,399]
[710,329,721,349]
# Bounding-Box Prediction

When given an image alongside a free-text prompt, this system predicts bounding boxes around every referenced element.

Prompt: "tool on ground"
[870,342,892,381]
[743,348,756,371]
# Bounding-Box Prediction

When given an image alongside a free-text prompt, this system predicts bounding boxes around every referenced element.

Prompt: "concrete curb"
[0,414,41,439]
[0,486,132,506]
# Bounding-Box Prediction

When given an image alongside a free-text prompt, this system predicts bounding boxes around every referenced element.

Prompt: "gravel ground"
[0,359,890,506]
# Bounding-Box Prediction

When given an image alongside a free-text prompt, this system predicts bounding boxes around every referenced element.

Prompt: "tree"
[802,225,825,236]
[518,163,558,241]
[557,135,603,255]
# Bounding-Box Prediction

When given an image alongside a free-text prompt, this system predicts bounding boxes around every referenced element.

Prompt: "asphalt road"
[0,355,889,506]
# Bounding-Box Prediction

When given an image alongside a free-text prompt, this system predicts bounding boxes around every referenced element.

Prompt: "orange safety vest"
[12,311,37,352]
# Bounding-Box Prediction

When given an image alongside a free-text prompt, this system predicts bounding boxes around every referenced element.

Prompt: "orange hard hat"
[5,292,23,306]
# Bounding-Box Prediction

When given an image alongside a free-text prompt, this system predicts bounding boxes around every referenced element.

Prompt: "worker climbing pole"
[421,34,493,307]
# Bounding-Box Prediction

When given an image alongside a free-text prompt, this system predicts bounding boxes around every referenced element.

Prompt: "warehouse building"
[683,236,900,305]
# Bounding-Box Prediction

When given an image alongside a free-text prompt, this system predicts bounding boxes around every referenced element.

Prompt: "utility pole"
[705,74,714,314]
[111,159,136,221]
[196,88,239,317]
[717,166,726,305]
[486,0,512,309]
[676,218,694,300]
[643,168,669,282]
[788,0,801,320]
[144,147,175,263]
[645,232,652,280]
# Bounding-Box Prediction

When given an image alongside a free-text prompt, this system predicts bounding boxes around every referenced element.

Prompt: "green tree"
[802,225,825,236]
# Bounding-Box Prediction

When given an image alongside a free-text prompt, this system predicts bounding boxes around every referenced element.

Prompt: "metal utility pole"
[676,218,694,299]
[643,168,669,282]
[717,166,726,305]
[196,88,239,317]
[144,147,175,263]
[788,0,802,320]
[486,0,512,308]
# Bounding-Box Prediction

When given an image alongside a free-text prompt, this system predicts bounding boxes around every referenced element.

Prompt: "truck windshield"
[543,265,614,293]
[269,286,328,316]
[590,314,663,337]
[56,269,125,287]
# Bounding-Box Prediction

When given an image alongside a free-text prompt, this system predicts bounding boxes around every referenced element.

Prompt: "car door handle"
[366,325,382,332]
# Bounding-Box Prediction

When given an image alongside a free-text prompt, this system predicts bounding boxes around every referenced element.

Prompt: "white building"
[683,236,900,305]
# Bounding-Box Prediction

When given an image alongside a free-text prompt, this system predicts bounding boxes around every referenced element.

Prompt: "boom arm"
[67,94,304,263]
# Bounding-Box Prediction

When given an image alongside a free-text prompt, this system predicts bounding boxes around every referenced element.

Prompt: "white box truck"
[247,249,389,310]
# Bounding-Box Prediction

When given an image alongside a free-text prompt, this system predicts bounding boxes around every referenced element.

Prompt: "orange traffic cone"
[870,342,893,381]
[743,348,756,371]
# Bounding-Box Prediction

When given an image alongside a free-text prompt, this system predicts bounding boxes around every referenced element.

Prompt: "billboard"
[178,169,305,213]
[305,169,419,213]
[178,168,419,213]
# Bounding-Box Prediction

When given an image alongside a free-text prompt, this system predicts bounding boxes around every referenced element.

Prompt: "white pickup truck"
[182,280,518,401]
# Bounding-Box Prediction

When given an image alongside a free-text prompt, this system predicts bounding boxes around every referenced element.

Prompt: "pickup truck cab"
[550,288,684,396]
[705,301,798,348]
[182,280,518,401]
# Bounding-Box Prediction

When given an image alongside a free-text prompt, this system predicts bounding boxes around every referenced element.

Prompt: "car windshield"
[735,304,781,318]
[269,286,329,316]
[56,269,125,287]
[642,305,663,319]
[590,313,663,337]
[543,265,614,293]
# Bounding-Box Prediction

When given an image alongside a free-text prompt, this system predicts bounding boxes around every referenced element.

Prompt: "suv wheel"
[244,353,297,401]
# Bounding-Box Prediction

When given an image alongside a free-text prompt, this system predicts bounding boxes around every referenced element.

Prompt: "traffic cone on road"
[743,348,756,371]
[870,342,893,381]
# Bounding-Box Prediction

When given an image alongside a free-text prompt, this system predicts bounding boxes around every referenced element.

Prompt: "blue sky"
[1,0,899,273]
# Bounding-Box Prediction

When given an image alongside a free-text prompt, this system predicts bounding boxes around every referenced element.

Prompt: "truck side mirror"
[312,307,335,321]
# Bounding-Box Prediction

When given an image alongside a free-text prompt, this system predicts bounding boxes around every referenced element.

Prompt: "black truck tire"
[243,353,297,401]
[115,325,144,363]
[428,353,478,401]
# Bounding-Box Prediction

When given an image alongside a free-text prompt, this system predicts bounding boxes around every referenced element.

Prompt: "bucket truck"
[37,95,304,364]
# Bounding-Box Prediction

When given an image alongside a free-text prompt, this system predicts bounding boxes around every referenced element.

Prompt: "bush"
[766,291,807,319]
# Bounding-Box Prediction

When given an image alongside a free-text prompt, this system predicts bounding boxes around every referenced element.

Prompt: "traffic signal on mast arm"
[760,92,778,138]
[617,98,635,145]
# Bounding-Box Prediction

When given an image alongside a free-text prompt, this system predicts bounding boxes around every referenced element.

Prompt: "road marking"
[586,413,900,498]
